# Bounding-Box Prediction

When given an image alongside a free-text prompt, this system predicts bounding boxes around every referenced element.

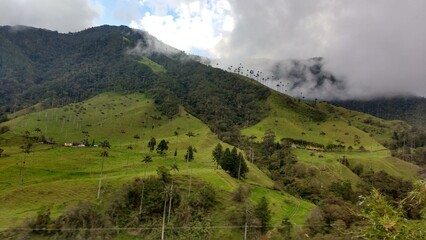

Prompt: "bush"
[26,208,54,235]
[328,181,356,202]
[0,126,10,134]
[156,166,171,183]
[351,164,364,176]
[231,185,251,203]
[56,201,112,239]
[190,185,216,212]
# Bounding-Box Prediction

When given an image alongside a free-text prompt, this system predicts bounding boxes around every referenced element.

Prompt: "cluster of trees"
[302,167,426,239]
[388,129,426,166]
[6,165,288,239]
[228,128,425,238]
[325,143,346,152]
[147,137,169,155]
[305,179,426,239]
[212,144,248,179]
[5,167,218,239]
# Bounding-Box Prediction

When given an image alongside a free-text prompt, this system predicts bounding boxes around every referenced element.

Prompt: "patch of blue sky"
[92,0,179,27]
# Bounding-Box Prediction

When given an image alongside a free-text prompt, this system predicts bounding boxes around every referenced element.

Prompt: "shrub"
[231,185,251,203]
[56,201,111,239]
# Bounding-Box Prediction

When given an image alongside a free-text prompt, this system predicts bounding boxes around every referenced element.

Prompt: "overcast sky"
[0,0,425,98]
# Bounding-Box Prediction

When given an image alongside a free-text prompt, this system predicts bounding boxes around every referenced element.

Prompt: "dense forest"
[332,97,426,129]
[0,25,270,135]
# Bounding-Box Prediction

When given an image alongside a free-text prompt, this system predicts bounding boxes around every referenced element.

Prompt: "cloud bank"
[213,0,426,99]
[0,0,100,32]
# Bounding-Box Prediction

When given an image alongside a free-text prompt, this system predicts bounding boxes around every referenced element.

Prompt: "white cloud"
[130,0,234,57]
[213,0,426,99]
[0,0,100,32]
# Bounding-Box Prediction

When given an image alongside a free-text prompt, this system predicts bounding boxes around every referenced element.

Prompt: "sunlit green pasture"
[0,93,312,231]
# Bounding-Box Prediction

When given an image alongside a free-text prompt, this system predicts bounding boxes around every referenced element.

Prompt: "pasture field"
[0,93,312,234]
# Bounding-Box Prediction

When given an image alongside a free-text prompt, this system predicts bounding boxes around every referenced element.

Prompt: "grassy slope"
[138,57,166,73]
[0,93,312,236]
[0,91,420,237]
[242,91,420,184]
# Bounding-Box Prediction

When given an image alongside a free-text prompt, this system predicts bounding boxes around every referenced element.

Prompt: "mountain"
[0,25,425,239]
[0,25,270,134]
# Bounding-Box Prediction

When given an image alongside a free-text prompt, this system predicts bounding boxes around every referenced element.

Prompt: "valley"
[0,25,425,239]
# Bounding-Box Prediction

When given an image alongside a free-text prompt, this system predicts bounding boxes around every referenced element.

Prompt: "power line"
[0,222,371,232]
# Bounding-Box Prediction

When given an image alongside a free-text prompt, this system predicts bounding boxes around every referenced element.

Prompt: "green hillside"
[0,25,424,239]
[242,92,420,181]
[244,92,400,150]
[0,91,422,238]
[0,93,314,238]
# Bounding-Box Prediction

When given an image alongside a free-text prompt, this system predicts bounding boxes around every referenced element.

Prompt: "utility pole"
[19,153,25,185]
[139,181,145,214]
[168,181,173,223]
[244,207,248,240]
[238,156,242,182]
[97,157,104,200]
[161,189,168,240]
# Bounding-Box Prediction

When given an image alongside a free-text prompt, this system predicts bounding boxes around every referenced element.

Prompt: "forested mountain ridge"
[0,25,270,133]
[332,97,426,129]
[0,25,150,114]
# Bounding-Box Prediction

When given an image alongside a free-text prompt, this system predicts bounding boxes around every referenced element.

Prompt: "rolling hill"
[0,25,424,239]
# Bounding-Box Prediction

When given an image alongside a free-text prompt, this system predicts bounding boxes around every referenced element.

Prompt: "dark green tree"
[237,152,249,180]
[100,150,109,157]
[142,155,153,177]
[156,139,169,155]
[231,147,239,177]
[255,196,271,234]
[99,140,111,149]
[219,147,248,179]
[148,137,156,152]
[220,148,232,173]
[212,143,223,169]
[219,148,232,171]
[185,146,194,162]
